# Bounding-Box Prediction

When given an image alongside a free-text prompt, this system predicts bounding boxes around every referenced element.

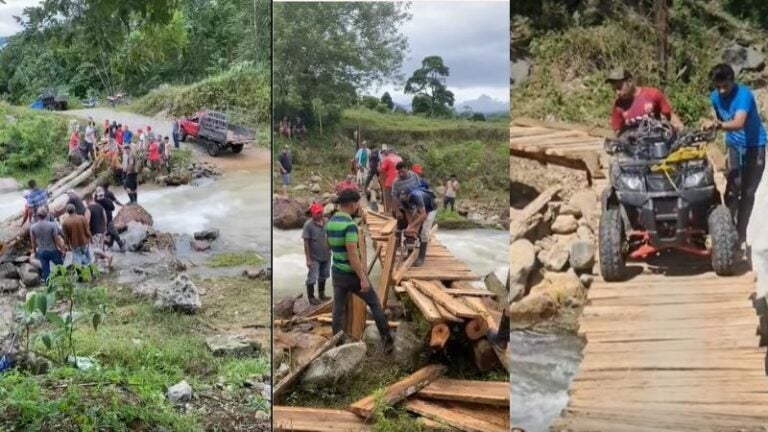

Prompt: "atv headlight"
[682,168,712,188]
[618,174,644,192]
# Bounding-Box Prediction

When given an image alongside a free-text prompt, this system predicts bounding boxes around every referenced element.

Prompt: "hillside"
[511,0,768,128]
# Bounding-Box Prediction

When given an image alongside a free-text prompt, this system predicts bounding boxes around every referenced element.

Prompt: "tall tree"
[381,91,394,110]
[273,2,410,126]
[404,56,455,117]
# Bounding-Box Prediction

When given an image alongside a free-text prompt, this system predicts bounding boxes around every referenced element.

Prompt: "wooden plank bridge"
[509,121,768,430]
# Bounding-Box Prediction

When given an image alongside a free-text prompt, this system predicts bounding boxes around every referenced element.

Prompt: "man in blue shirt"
[397,186,437,267]
[705,63,767,243]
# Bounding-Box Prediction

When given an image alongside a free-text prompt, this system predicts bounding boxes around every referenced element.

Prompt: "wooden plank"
[412,280,479,318]
[367,244,382,275]
[314,316,399,329]
[509,185,560,242]
[404,399,508,432]
[349,364,447,419]
[377,233,398,306]
[418,379,509,407]
[443,288,496,297]
[274,406,372,432]
[304,299,333,318]
[510,117,613,138]
[404,281,443,322]
[274,332,344,399]
[345,294,367,341]
[393,248,419,283]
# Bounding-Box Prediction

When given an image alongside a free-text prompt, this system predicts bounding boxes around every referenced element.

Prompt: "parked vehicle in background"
[81,97,99,108]
[30,87,68,111]
[178,110,253,156]
[106,92,128,107]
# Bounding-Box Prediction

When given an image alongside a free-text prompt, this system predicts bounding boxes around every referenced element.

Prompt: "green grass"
[342,108,507,132]
[435,209,481,229]
[208,251,264,268]
[0,276,271,431]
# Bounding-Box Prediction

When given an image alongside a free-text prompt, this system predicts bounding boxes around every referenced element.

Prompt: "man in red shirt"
[379,146,402,214]
[335,174,359,193]
[606,67,683,135]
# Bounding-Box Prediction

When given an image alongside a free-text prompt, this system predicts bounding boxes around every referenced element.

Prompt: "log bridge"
[509,122,768,430]
[274,209,510,431]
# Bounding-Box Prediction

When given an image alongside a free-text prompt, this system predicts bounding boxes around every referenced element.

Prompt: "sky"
[368,1,510,108]
[0,0,38,37]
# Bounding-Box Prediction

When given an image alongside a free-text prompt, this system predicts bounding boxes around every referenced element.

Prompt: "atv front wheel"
[709,205,738,276]
[599,207,627,281]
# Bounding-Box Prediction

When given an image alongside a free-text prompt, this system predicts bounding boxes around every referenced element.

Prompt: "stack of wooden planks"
[275,366,509,432]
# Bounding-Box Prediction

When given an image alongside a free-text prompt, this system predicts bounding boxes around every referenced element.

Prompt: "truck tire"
[709,204,738,276]
[207,142,220,157]
[231,144,244,154]
[599,207,627,282]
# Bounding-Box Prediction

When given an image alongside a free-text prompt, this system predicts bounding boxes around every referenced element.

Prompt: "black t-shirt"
[96,197,115,224]
[67,194,87,215]
[88,203,107,234]
[279,153,292,173]
[370,150,380,169]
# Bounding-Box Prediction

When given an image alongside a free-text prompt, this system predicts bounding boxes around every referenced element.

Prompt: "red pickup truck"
[177,110,253,156]
[178,111,204,142]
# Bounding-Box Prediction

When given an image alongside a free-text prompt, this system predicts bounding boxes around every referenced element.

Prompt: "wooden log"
[404,281,443,322]
[274,331,344,400]
[472,339,500,371]
[348,364,447,419]
[429,323,451,349]
[412,280,479,319]
[418,378,509,407]
[509,185,560,242]
[376,233,397,305]
[313,316,399,329]
[274,406,372,432]
[305,299,333,318]
[464,317,489,341]
[511,117,613,139]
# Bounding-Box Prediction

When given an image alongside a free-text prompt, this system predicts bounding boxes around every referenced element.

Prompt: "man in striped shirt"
[327,189,394,352]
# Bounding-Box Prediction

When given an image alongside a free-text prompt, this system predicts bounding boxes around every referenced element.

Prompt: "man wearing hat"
[397,182,437,267]
[303,202,331,305]
[606,67,683,135]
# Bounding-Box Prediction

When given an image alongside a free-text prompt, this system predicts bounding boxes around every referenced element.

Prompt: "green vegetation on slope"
[0,103,69,184]
[511,0,768,127]
[0,277,271,431]
[128,67,270,128]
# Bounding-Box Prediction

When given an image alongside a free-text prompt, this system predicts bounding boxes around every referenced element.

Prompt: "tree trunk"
[429,323,450,350]
[654,0,669,83]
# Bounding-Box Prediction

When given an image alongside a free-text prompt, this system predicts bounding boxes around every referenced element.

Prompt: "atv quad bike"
[599,118,739,281]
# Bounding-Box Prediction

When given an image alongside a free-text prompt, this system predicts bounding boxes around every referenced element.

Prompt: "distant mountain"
[456,94,509,115]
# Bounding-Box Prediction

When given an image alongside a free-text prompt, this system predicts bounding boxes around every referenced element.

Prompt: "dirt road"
[65,108,269,172]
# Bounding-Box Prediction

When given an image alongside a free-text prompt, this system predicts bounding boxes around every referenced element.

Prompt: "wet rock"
[273,198,309,230]
[569,240,596,271]
[154,274,201,313]
[162,172,191,186]
[194,229,220,241]
[538,243,569,272]
[362,323,383,347]
[274,296,295,319]
[724,41,766,75]
[551,215,579,234]
[0,263,19,280]
[167,380,193,404]
[113,204,154,231]
[122,222,150,252]
[301,342,367,387]
[169,258,187,272]
[205,335,258,357]
[19,264,40,288]
[393,321,425,369]
[509,239,535,301]
[191,239,212,252]
[0,279,20,293]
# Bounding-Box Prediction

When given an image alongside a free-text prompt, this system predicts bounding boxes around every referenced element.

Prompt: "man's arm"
[406,207,427,233]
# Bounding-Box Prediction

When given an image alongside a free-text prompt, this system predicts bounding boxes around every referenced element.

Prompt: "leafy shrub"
[0,104,68,181]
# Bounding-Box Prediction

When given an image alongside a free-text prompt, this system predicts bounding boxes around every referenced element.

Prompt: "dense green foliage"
[273,3,410,128]
[405,56,455,118]
[511,0,768,127]
[128,66,270,127]
[0,103,69,183]
[0,0,270,104]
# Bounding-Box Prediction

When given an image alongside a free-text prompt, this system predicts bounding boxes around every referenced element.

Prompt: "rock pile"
[509,189,599,331]
[0,256,41,291]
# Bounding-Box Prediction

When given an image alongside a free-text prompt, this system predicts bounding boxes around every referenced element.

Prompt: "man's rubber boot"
[306,283,321,305]
[414,242,428,267]
[317,280,330,301]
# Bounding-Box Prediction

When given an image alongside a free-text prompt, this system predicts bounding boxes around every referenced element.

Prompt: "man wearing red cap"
[303,202,331,305]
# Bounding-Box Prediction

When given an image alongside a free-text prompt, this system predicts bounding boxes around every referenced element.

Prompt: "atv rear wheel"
[599,207,627,281]
[708,205,738,276]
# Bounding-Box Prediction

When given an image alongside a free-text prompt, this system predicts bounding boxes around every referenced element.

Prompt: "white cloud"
[0,0,40,36]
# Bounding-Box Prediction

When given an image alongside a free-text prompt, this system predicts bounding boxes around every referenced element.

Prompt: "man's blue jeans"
[37,249,63,282]
[72,247,92,266]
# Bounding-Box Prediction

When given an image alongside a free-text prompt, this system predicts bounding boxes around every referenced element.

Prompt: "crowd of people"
[24,185,125,284]
[277,116,306,140]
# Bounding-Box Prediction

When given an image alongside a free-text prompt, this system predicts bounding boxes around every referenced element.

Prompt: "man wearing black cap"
[326,189,394,352]
[605,67,683,135]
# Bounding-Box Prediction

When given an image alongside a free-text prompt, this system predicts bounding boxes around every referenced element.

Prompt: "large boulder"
[569,240,596,271]
[530,270,585,304]
[538,243,569,272]
[362,323,383,347]
[393,321,425,369]
[509,239,536,301]
[723,41,766,75]
[274,296,296,319]
[273,198,308,230]
[122,222,150,252]
[0,262,19,280]
[191,239,212,252]
[133,279,164,299]
[509,293,558,326]
[301,342,367,387]
[0,279,20,293]
[154,274,201,313]
[194,229,220,241]
[113,204,154,232]
[19,264,40,288]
